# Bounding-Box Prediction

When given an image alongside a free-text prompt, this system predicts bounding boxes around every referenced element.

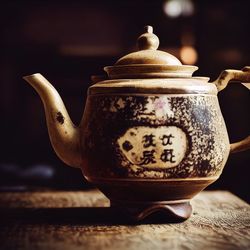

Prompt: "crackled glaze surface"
[81,94,230,179]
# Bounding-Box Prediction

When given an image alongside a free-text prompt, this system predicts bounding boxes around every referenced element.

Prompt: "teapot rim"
[88,77,216,96]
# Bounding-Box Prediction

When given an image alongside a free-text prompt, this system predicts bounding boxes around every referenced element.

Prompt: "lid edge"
[104,64,198,79]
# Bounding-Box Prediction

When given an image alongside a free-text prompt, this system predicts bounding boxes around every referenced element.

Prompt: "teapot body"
[23,25,250,221]
[79,78,230,202]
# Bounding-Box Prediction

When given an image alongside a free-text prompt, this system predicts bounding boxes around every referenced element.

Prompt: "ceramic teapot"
[24,26,250,221]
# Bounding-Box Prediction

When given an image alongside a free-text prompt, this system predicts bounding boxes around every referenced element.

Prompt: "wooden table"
[0,189,249,250]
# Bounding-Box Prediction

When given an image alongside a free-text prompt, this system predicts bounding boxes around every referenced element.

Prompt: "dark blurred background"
[0,0,249,201]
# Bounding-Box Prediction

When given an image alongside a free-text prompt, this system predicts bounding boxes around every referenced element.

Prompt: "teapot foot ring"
[110,200,192,222]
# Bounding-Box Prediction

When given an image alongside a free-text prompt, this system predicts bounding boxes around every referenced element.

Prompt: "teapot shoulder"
[88,78,217,95]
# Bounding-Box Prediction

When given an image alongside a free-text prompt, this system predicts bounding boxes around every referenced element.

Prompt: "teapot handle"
[213,66,250,153]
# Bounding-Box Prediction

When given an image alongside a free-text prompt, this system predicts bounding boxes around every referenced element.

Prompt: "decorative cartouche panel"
[82,94,230,179]
[117,126,188,169]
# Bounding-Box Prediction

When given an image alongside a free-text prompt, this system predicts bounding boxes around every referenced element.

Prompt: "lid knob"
[137,25,159,50]
[104,25,198,79]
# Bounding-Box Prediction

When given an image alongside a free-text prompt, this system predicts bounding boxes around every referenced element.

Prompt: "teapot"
[24,26,250,221]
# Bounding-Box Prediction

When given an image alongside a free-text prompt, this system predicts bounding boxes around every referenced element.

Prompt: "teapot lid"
[104,26,198,79]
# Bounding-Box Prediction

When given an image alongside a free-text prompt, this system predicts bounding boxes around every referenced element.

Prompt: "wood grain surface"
[0,189,249,250]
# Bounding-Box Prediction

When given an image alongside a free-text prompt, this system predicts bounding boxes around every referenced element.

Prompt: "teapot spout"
[23,73,82,168]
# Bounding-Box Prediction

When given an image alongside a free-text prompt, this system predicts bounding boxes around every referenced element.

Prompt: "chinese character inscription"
[117,126,188,169]
[142,134,156,148]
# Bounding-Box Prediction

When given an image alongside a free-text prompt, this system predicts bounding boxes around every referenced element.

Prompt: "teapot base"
[89,177,216,222]
[111,199,192,222]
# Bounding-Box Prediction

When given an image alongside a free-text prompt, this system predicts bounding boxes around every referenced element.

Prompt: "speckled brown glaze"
[81,93,230,181]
